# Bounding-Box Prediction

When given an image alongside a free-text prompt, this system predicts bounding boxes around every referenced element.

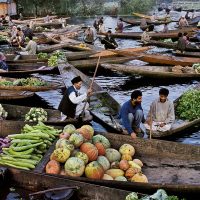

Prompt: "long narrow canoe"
[0,77,62,92]
[58,63,122,133]
[0,90,34,100]
[144,40,200,52]
[99,27,196,40]
[132,12,152,19]
[36,131,200,198]
[0,168,133,200]
[69,56,134,69]
[172,51,200,58]
[136,53,200,66]
[101,64,200,79]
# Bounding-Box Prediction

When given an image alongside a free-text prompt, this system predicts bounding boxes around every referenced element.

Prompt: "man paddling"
[58,76,93,122]
[101,30,118,50]
[144,88,175,133]
[119,90,145,139]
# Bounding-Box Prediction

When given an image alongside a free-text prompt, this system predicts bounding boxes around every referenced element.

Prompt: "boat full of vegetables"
[0,122,62,170]
[0,104,8,120]
[25,108,48,122]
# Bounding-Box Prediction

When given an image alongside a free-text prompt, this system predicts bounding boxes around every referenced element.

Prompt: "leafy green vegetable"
[48,55,58,67]
[176,89,200,121]
[37,52,48,59]
[125,192,138,200]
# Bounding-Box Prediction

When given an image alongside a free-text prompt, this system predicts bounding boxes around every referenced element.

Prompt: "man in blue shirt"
[119,90,145,138]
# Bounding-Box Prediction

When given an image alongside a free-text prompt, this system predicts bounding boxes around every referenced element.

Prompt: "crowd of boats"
[0,8,200,200]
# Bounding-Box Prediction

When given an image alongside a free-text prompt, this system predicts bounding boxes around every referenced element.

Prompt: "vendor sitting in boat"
[84,26,94,45]
[141,27,151,44]
[144,88,175,133]
[115,18,124,33]
[58,76,93,122]
[0,52,8,71]
[19,35,37,55]
[140,17,147,31]
[178,16,189,28]
[101,30,118,50]
[119,90,145,139]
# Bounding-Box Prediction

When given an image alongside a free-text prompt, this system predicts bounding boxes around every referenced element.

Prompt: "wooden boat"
[101,64,200,79]
[58,63,122,133]
[69,56,134,69]
[98,27,196,40]
[172,51,200,58]
[121,18,171,26]
[133,12,152,19]
[135,53,200,66]
[0,167,132,200]
[144,40,200,52]
[34,131,200,198]
[0,90,34,100]
[0,77,62,92]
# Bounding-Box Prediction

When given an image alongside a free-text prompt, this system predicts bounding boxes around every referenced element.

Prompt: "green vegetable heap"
[192,63,200,74]
[125,189,186,200]
[25,108,48,122]
[0,104,8,119]
[0,35,9,41]
[48,50,66,67]
[37,52,48,59]
[0,78,48,87]
[176,89,200,121]
[0,122,61,170]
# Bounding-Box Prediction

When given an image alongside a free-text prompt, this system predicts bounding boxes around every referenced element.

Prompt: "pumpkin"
[119,160,130,171]
[80,142,98,161]
[125,168,139,179]
[121,154,132,161]
[110,161,120,169]
[56,138,70,149]
[50,148,70,163]
[64,157,85,177]
[105,148,121,163]
[85,161,104,179]
[92,134,111,149]
[102,174,113,180]
[95,142,106,156]
[115,176,127,181]
[77,125,94,140]
[63,124,76,135]
[45,160,60,174]
[133,159,143,167]
[97,156,110,171]
[131,173,148,183]
[75,152,89,165]
[59,132,70,139]
[119,144,135,156]
[105,169,124,179]
[69,133,84,148]
[128,161,141,172]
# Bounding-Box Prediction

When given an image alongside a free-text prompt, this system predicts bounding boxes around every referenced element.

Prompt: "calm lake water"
[2,14,200,146]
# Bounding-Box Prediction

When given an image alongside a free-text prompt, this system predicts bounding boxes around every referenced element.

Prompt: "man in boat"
[116,18,124,33]
[98,21,106,34]
[141,27,151,44]
[16,27,25,47]
[140,17,147,31]
[162,23,168,33]
[144,88,175,133]
[178,16,189,28]
[0,52,8,71]
[19,35,37,55]
[177,32,186,53]
[150,13,156,22]
[119,90,145,138]
[58,76,93,122]
[93,19,99,31]
[101,30,118,50]
[84,26,94,45]
[164,11,171,23]
[24,24,33,38]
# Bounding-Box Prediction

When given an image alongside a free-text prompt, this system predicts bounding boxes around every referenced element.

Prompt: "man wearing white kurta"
[144,88,175,132]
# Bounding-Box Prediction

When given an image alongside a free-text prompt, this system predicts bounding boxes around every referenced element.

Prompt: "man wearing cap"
[58,76,93,122]
[84,26,94,44]
[101,30,118,50]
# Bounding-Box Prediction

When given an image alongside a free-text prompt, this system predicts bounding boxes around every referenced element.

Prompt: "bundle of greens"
[25,108,48,122]
[176,89,200,121]
[192,63,200,73]
[0,79,13,86]
[0,104,8,119]
[12,78,48,87]
[37,52,48,59]
[48,50,66,67]
[0,122,61,170]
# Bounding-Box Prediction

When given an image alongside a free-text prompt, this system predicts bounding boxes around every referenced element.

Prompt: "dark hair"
[27,24,30,27]
[28,35,33,40]
[183,32,188,36]
[178,32,183,37]
[107,30,112,33]
[17,27,21,31]
[131,90,142,100]
[159,88,169,96]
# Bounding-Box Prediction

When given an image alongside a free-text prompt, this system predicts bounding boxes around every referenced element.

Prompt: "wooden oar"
[81,56,101,118]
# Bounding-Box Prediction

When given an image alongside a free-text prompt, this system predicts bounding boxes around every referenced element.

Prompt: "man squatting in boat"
[119,88,175,138]
[58,76,93,122]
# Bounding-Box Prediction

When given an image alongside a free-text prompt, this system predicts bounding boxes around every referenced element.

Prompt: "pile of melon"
[45,124,148,183]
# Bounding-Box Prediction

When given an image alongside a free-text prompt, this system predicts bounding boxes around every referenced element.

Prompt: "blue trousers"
[128,109,144,129]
